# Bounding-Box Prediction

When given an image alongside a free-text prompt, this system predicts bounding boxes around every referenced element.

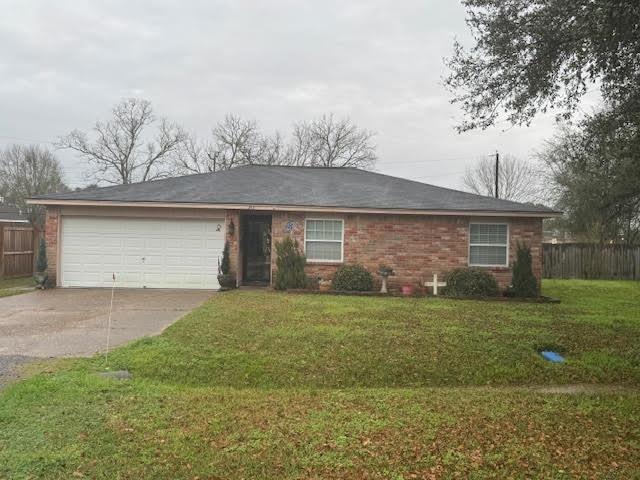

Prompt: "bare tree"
[177,115,287,174]
[209,114,269,170]
[175,134,213,174]
[260,132,286,166]
[0,144,68,226]
[57,98,186,185]
[284,122,318,166]
[285,114,377,168]
[176,113,377,174]
[463,154,542,203]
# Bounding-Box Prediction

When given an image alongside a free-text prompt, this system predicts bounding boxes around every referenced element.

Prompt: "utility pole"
[494,151,499,198]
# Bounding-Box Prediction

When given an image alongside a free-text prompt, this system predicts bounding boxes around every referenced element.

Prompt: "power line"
[411,170,467,180]
[377,153,495,166]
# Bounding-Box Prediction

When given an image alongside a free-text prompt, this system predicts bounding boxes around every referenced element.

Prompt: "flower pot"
[401,285,415,296]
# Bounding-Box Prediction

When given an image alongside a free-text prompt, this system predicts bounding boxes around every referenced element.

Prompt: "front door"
[242,215,272,285]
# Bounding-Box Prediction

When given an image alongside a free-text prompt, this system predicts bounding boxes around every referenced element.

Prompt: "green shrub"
[217,273,236,289]
[274,237,308,290]
[511,242,538,297]
[331,264,374,291]
[442,267,499,297]
[219,240,231,275]
[217,240,236,289]
[36,238,47,273]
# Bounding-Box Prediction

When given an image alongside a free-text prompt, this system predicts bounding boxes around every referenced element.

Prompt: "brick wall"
[44,206,59,285]
[43,205,542,292]
[271,211,543,292]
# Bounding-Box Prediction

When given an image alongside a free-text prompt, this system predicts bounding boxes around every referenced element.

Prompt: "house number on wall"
[285,221,295,233]
[216,224,222,232]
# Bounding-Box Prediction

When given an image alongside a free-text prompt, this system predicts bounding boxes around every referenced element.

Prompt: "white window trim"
[304,218,344,263]
[468,222,509,268]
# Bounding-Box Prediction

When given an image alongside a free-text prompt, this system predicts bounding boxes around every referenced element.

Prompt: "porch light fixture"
[228,220,235,237]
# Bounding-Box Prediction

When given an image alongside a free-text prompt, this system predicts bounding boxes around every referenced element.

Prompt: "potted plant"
[401,284,415,296]
[217,241,236,290]
[34,238,48,289]
[377,265,394,294]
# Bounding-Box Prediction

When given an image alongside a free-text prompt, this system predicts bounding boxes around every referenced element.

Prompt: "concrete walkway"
[0,288,213,386]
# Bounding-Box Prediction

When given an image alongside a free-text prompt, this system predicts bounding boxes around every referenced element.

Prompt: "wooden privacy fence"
[543,243,640,280]
[0,224,39,278]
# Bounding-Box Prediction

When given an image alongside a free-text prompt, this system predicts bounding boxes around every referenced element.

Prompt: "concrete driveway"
[0,288,213,386]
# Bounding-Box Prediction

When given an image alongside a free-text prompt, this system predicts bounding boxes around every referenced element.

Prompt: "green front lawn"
[0,276,35,298]
[1,280,639,478]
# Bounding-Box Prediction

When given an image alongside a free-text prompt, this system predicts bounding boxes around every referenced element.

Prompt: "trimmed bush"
[442,267,499,297]
[331,264,374,291]
[274,237,308,290]
[511,242,538,297]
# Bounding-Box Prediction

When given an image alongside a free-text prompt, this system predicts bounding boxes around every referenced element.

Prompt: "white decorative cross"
[424,273,447,296]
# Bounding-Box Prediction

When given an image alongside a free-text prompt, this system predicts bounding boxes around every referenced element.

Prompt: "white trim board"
[27,199,560,218]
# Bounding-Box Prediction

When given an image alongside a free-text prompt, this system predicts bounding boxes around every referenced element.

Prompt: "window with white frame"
[469,223,508,266]
[305,219,343,262]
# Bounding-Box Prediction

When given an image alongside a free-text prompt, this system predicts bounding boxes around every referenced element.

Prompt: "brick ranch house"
[28,165,559,292]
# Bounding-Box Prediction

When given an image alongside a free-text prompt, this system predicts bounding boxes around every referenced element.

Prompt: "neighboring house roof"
[29,165,559,216]
[0,205,29,223]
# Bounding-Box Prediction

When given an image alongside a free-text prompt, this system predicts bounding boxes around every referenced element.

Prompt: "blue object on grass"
[540,351,565,363]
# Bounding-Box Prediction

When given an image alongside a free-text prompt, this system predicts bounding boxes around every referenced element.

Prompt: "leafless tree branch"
[56,98,186,185]
[463,154,543,203]
[0,144,68,226]
[285,114,377,168]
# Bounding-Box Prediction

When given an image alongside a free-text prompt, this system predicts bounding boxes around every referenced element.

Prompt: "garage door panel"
[124,255,144,266]
[144,257,165,266]
[61,217,223,289]
[124,238,145,248]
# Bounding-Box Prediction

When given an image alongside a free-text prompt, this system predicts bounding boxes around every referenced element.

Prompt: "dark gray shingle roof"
[33,165,557,215]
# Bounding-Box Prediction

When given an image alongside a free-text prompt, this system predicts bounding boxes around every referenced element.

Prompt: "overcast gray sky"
[1,0,567,190]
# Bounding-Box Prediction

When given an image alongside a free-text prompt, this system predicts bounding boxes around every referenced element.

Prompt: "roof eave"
[26,198,562,218]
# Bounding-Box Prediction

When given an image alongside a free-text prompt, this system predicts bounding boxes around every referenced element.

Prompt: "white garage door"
[61,216,225,289]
